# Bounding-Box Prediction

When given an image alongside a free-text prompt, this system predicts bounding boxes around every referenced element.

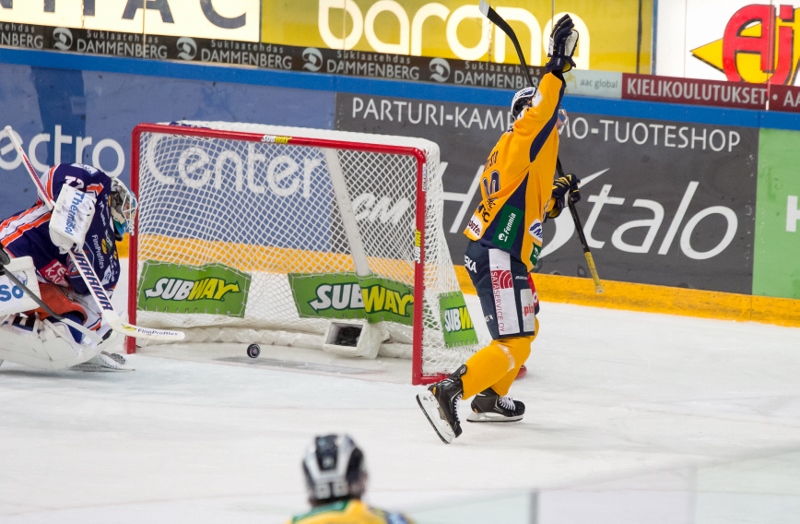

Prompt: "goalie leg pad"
[0,314,120,370]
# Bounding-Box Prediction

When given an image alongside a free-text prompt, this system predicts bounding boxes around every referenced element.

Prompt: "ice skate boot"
[416,364,466,444]
[467,388,525,423]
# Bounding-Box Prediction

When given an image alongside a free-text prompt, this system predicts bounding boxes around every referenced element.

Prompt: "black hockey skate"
[416,365,466,444]
[467,388,525,423]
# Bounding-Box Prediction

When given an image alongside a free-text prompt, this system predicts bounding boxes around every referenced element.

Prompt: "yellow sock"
[461,342,516,399]
[489,334,535,396]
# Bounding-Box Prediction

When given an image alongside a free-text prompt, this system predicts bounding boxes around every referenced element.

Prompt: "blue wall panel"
[0,54,334,219]
[3,47,800,237]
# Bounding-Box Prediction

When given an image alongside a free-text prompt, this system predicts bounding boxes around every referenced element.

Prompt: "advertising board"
[657,1,800,86]
[137,261,251,317]
[262,0,651,73]
[335,92,759,294]
[0,0,261,42]
[0,22,545,88]
[0,63,334,221]
[753,128,800,300]
[289,273,415,325]
[622,74,771,110]
[556,114,757,294]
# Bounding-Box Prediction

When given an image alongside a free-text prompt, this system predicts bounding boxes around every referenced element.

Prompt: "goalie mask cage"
[128,122,478,385]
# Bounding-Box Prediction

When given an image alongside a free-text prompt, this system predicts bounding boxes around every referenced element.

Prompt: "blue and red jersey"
[0,163,120,295]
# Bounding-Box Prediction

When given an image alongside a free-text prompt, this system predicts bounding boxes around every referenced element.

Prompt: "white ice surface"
[0,259,799,523]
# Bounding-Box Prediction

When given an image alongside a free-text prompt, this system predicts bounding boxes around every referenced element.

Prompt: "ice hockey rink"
[0,259,799,524]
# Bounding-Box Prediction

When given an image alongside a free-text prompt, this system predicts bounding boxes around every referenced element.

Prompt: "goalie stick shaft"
[2,126,185,341]
[479,1,603,294]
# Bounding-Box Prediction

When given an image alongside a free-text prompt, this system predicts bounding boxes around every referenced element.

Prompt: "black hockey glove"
[545,15,579,74]
[547,173,581,219]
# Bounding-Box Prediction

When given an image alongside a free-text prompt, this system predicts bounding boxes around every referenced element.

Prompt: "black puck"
[246,343,261,358]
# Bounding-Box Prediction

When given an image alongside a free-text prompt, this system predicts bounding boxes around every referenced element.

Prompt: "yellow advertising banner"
[692,4,800,85]
[0,0,261,42]
[261,0,652,73]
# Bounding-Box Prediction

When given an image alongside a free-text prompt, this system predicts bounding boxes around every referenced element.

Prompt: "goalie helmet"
[510,86,537,120]
[109,177,138,241]
[302,434,367,506]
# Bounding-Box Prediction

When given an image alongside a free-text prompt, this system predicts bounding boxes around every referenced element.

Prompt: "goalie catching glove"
[545,14,579,73]
[49,184,96,254]
[547,173,581,220]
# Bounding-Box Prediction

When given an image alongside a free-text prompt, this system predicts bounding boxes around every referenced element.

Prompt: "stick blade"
[479,0,491,17]
[118,323,186,341]
[106,315,186,341]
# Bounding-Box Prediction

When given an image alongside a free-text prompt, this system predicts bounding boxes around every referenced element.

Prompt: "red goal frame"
[127,123,445,385]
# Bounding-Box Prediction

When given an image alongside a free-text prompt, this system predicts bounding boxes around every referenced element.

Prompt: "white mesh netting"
[132,121,479,381]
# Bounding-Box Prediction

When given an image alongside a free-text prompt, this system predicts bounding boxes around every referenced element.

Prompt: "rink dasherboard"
[335,93,758,294]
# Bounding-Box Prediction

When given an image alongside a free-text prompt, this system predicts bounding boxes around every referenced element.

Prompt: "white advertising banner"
[657,1,800,85]
[564,70,623,99]
[0,0,261,42]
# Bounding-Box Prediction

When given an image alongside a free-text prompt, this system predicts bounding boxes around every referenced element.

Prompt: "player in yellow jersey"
[417,15,582,444]
[286,434,414,524]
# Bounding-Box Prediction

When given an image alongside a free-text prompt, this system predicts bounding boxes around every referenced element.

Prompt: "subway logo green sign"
[289,273,414,325]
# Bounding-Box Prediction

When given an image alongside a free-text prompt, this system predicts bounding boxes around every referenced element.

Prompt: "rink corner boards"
[455,267,800,328]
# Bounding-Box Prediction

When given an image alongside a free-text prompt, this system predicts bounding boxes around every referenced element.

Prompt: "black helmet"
[302,434,367,506]
[510,86,537,120]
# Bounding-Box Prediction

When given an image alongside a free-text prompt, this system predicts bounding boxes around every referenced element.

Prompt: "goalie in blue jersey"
[0,163,136,371]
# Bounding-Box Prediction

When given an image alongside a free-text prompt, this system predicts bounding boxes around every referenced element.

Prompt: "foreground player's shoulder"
[369,504,415,523]
[51,163,112,196]
[286,500,350,523]
[287,500,412,523]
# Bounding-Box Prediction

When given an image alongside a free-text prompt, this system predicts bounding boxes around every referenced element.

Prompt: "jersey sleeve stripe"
[45,165,57,201]
[0,212,51,245]
[527,80,566,163]
[0,201,45,233]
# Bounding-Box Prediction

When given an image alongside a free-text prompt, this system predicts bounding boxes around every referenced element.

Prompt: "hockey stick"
[0,246,102,343]
[479,1,604,294]
[2,126,185,341]
[478,0,536,89]
[557,159,604,293]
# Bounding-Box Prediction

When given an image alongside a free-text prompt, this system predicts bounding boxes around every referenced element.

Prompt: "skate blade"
[416,391,454,444]
[466,412,523,423]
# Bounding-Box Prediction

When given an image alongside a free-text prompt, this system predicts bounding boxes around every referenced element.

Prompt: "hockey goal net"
[128,122,479,384]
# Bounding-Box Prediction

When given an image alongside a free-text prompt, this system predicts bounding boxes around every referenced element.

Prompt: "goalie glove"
[49,184,96,254]
[545,15,579,74]
[546,173,581,220]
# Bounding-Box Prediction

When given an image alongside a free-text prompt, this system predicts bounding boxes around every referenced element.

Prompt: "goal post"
[128,121,480,384]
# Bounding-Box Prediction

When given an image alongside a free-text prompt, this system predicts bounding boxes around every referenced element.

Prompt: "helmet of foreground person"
[302,434,367,505]
[109,177,138,241]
